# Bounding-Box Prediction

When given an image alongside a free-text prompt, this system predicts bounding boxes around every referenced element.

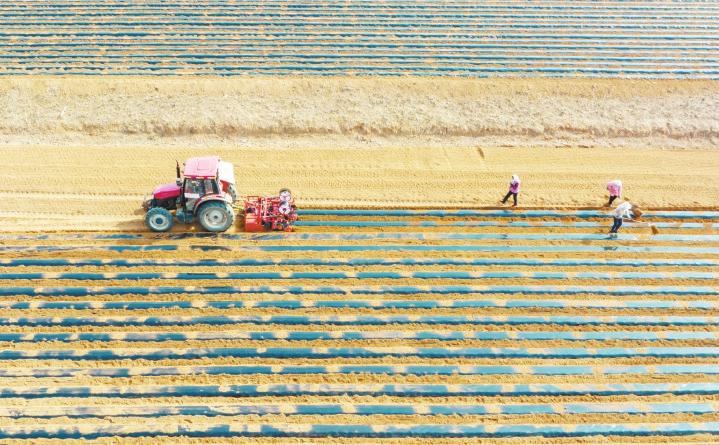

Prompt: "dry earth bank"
[1,76,718,149]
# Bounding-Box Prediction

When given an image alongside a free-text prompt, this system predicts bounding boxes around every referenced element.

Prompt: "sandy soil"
[1,76,718,230]
[0,227,719,443]
[2,76,719,149]
[1,145,718,232]
[2,75,719,442]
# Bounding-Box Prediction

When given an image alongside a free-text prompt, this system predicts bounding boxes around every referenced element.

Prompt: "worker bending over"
[609,200,642,236]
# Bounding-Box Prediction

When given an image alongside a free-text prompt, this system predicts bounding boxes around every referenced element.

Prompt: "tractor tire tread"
[197,201,235,233]
[144,207,174,232]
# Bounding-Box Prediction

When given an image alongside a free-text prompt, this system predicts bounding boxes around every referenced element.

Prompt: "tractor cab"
[182,156,236,198]
[143,156,237,232]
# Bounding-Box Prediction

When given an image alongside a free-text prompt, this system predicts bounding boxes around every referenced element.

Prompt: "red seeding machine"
[142,156,297,232]
[243,189,298,232]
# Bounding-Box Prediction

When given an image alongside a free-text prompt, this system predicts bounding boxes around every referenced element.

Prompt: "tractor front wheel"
[198,201,235,232]
[145,207,174,232]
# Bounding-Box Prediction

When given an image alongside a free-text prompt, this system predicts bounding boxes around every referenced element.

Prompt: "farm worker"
[501,175,521,207]
[609,200,642,236]
[606,179,623,207]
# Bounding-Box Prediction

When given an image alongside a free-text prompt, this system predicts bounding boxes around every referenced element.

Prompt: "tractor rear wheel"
[227,184,238,203]
[198,201,235,232]
[145,207,174,232]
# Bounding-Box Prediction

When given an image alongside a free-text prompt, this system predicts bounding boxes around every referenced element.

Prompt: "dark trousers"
[608,195,618,206]
[502,191,518,205]
[610,217,623,233]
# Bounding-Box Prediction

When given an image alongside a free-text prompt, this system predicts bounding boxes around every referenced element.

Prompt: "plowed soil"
[2,75,719,442]
[1,209,718,442]
[2,76,719,232]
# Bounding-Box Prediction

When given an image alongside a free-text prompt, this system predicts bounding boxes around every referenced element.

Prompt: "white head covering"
[511,175,520,183]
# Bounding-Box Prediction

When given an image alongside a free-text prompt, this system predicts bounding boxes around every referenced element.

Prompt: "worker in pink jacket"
[606,179,622,207]
[501,175,521,207]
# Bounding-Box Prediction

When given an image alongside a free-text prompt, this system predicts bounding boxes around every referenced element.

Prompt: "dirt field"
[2,76,719,149]
[1,144,717,232]
[1,75,719,441]
[1,76,718,232]
[0,210,718,442]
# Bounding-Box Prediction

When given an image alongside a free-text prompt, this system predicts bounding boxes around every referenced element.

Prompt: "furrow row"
[2,363,718,378]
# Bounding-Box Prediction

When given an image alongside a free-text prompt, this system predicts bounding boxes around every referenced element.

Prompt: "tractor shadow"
[112,206,246,248]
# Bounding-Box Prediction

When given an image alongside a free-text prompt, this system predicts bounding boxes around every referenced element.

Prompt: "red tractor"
[243,188,298,232]
[142,156,237,232]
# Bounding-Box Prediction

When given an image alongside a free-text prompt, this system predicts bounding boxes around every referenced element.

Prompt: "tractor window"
[204,179,218,195]
[184,179,204,197]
